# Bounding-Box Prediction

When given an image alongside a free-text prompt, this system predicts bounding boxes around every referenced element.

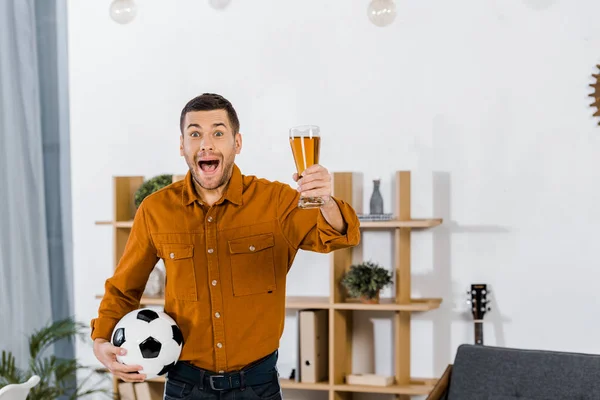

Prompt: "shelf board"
[334,297,442,311]
[285,296,330,309]
[280,379,330,391]
[104,371,436,395]
[96,295,442,312]
[359,218,442,229]
[333,382,435,395]
[95,220,134,228]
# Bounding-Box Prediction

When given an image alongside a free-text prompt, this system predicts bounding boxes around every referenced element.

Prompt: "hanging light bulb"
[209,0,232,10]
[110,0,137,24]
[367,0,397,27]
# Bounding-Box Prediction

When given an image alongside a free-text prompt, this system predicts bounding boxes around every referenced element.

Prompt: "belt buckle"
[208,374,226,391]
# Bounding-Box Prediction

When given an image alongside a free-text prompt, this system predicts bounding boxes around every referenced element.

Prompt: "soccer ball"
[111,308,184,379]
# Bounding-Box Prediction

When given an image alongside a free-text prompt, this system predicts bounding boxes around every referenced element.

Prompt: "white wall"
[68,0,600,398]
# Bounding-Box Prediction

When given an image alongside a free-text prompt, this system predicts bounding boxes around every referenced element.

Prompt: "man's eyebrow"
[186,122,227,130]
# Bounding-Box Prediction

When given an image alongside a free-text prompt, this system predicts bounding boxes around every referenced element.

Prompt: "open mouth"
[198,159,220,174]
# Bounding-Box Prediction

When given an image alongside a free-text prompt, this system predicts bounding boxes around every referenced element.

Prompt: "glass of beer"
[289,124,324,209]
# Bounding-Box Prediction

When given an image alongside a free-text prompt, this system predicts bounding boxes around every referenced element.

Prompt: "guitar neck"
[474,320,484,345]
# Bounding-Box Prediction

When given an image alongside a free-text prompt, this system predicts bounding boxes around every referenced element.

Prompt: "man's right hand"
[93,338,146,382]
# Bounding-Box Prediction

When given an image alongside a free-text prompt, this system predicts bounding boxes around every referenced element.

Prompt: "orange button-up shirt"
[91,164,360,372]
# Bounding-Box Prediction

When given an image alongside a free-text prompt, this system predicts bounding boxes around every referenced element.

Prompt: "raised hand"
[293,164,332,205]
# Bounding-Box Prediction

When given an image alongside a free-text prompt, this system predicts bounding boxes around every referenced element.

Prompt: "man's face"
[180,109,242,191]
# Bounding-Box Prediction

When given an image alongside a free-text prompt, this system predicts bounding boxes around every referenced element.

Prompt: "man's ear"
[234,132,242,155]
[179,134,184,156]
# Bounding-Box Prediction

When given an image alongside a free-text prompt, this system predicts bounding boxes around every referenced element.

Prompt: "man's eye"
[191,132,200,137]
[215,131,224,137]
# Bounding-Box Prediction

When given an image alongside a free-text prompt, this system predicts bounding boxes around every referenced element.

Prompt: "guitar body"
[468,284,490,346]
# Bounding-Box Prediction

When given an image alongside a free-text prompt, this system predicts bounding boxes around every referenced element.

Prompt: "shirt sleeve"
[90,202,159,341]
[277,183,360,252]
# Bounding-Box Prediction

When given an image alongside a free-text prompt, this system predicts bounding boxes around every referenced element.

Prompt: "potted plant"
[0,317,111,399]
[134,174,173,297]
[341,261,393,304]
[134,174,174,209]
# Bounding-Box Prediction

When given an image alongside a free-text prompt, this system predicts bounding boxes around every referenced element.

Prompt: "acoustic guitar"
[467,283,491,345]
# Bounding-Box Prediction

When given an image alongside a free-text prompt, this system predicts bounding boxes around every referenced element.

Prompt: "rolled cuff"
[90,316,119,341]
[317,197,360,247]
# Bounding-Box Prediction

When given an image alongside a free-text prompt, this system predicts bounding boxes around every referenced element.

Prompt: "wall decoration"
[209,0,232,10]
[109,0,137,24]
[367,0,397,27]
[590,64,600,126]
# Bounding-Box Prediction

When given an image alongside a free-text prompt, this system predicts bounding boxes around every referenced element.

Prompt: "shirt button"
[212,280,217,286]
[217,343,223,348]
[208,248,214,254]
[249,245,256,251]
[215,312,220,318]
[207,216,213,222]
[169,253,175,259]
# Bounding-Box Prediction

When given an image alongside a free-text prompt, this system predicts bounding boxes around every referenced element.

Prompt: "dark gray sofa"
[427,344,600,400]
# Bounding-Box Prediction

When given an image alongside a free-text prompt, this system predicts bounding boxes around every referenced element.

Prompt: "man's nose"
[201,137,214,151]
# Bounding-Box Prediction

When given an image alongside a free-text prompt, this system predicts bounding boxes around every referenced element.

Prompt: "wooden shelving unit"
[95,171,443,399]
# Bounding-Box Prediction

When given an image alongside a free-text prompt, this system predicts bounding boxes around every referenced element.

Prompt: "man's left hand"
[293,164,332,205]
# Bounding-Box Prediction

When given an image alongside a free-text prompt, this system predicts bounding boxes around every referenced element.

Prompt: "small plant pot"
[360,291,380,304]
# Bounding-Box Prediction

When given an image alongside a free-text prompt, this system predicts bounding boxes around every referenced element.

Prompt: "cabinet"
[95,171,443,399]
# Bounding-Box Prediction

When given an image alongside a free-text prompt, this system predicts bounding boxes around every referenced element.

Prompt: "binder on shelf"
[299,309,329,383]
[133,381,163,400]
[295,309,301,382]
[117,382,137,400]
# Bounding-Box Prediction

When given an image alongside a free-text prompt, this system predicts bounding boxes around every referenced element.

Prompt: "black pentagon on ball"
[172,325,184,346]
[157,362,175,376]
[137,309,159,323]
[112,327,126,347]
[139,336,162,358]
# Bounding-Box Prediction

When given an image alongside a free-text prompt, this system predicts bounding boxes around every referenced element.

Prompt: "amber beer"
[289,136,321,176]
[289,125,324,209]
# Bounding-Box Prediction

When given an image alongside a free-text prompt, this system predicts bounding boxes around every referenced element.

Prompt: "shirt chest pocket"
[228,233,277,297]
[160,244,197,301]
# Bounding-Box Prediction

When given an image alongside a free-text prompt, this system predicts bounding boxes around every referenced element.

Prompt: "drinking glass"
[289,125,324,209]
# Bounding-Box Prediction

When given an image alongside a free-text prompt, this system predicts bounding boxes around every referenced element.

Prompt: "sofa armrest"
[426,364,452,400]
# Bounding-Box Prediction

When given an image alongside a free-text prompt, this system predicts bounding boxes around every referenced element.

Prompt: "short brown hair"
[179,93,240,134]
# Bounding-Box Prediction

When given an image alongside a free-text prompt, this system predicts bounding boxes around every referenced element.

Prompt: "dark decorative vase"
[370,179,384,214]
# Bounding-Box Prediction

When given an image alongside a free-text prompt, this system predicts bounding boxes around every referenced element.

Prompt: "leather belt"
[168,350,278,391]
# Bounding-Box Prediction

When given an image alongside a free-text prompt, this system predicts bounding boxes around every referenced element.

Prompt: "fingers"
[293,165,332,200]
[297,169,330,186]
[303,164,324,174]
[293,164,327,182]
[111,360,144,373]
[297,178,329,193]
[109,360,146,382]
[299,188,330,199]
[114,370,147,383]
[101,344,146,382]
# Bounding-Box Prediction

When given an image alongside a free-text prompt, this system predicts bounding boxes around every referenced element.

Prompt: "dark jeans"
[164,351,283,400]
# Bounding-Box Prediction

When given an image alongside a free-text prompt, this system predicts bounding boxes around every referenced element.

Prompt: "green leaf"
[341,260,393,299]
[0,317,111,399]
[134,174,174,208]
[29,318,86,360]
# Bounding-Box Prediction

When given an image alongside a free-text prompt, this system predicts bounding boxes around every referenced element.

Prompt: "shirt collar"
[182,163,243,206]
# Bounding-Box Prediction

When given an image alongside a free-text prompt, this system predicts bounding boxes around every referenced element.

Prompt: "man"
[92,93,360,399]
